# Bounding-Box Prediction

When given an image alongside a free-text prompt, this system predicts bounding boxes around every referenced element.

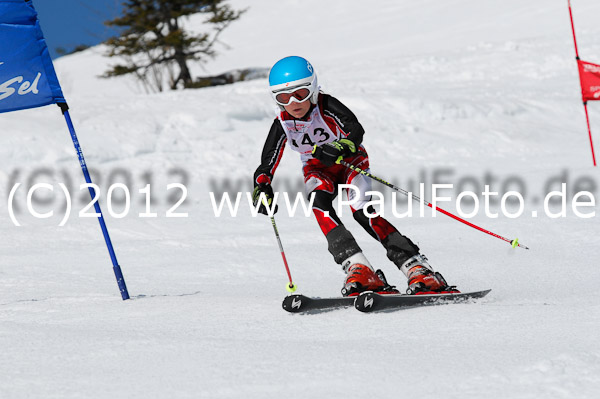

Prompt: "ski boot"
[399,254,459,295]
[341,253,399,297]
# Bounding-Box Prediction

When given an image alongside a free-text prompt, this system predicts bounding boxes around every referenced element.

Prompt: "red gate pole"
[582,101,597,166]
[568,0,597,166]
[568,0,580,58]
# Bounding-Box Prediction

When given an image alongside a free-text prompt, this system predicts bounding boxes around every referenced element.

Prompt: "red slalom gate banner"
[578,60,600,101]
[568,0,598,166]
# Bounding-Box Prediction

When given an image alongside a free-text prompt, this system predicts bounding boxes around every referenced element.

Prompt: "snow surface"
[1,0,600,398]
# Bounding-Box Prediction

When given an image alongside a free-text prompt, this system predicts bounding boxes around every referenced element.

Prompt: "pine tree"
[103,0,244,92]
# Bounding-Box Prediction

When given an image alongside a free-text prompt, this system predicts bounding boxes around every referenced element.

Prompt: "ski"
[354,289,492,313]
[282,294,354,313]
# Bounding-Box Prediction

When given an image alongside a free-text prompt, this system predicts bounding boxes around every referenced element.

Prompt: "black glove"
[252,183,278,215]
[311,139,357,166]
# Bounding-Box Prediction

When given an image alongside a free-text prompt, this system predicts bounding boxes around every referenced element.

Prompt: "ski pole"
[339,160,529,250]
[270,216,297,292]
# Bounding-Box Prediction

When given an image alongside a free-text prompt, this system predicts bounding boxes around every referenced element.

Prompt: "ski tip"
[282,294,305,313]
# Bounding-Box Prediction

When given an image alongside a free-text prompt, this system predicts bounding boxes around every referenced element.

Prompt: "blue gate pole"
[61,107,130,300]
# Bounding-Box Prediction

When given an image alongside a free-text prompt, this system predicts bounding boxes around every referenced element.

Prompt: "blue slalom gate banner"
[0,0,130,300]
[0,0,65,113]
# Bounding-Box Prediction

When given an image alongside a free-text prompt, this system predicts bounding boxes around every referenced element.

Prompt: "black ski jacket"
[253,93,366,187]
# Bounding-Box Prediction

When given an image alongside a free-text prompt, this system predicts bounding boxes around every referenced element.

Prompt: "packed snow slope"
[1,0,600,398]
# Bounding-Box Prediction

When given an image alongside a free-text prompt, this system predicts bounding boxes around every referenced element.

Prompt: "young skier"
[253,56,456,296]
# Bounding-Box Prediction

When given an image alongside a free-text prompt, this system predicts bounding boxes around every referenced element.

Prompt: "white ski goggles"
[271,85,314,106]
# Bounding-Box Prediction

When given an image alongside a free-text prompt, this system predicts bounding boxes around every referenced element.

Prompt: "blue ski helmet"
[268,56,319,108]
